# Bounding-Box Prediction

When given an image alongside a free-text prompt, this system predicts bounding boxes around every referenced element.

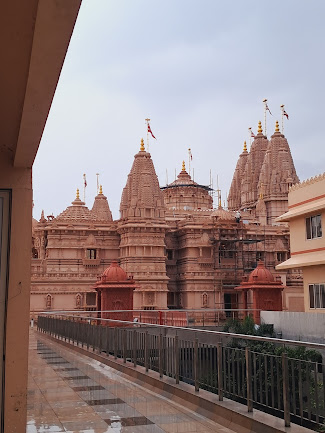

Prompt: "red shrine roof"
[92,261,139,290]
[248,260,274,283]
[235,260,284,290]
[102,261,127,281]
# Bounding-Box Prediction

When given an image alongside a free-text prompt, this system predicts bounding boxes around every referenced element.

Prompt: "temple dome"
[162,161,213,210]
[102,261,128,281]
[56,190,93,222]
[248,260,274,283]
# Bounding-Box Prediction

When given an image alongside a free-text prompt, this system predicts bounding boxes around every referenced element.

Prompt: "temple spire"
[140,138,145,152]
[243,141,247,152]
[257,120,263,134]
[182,161,186,172]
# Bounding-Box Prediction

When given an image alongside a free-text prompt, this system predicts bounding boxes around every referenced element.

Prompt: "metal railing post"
[98,325,102,353]
[114,327,118,359]
[217,342,223,401]
[245,346,253,412]
[159,332,163,378]
[194,338,199,392]
[133,329,137,367]
[145,331,149,372]
[86,323,90,350]
[123,329,127,363]
[175,334,179,384]
[282,352,290,427]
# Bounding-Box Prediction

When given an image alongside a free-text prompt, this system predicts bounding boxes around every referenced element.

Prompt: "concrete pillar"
[0,153,32,432]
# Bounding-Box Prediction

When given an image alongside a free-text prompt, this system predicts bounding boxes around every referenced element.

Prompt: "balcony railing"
[37,312,325,430]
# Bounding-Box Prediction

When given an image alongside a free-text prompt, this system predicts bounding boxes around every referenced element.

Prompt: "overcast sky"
[33,0,325,220]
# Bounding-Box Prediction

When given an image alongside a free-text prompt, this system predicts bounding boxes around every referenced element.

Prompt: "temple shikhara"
[31,121,304,316]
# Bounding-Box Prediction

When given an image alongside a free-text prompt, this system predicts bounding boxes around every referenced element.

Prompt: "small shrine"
[92,261,137,326]
[235,260,284,324]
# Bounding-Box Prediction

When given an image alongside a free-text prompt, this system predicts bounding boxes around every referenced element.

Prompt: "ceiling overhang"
[0,0,82,168]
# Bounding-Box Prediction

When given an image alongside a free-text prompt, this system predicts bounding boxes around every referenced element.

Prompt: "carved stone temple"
[31,122,304,317]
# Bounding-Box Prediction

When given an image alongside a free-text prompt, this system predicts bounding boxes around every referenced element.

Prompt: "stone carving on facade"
[75,293,82,308]
[45,294,52,309]
[202,292,208,308]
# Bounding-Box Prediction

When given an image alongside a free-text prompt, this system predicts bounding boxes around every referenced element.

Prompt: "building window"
[85,292,96,306]
[277,252,285,262]
[306,215,322,240]
[86,248,96,259]
[166,250,173,260]
[256,252,264,261]
[309,284,325,309]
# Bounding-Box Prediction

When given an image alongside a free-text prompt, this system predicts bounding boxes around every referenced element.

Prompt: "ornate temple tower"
[162,161,213,210]
[240,121,269,210]
[257,121,299,225]
[118,139,169,309]
[91,185,113,221]
[228,141,249,211]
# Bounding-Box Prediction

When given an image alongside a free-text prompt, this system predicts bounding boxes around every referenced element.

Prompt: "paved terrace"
[27,330,235,433]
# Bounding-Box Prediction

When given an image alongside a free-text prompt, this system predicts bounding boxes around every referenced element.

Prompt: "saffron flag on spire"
[265,102,272,115]
[188,148,192,160]
[83,173,87,188]
[283,109,289,119]
[249,128,255,138]
[147,123,156,139]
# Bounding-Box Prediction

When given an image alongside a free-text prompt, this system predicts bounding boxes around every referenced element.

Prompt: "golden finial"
[99,185,103,195]
[140,138,145,151]
[76,189,80,199]
[258,121,263,133]
[275,120,280,132]
[243,141,247,152]
[182,161,186,171]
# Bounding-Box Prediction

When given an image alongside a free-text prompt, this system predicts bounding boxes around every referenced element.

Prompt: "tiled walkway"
[27,330,235,432]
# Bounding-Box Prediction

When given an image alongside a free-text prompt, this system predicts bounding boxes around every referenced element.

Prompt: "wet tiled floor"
[27,330,235,432]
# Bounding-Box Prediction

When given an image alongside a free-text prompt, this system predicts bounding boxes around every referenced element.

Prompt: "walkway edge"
[37,331,312,433]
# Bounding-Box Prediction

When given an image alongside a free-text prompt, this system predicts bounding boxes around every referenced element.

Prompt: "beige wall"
[288,176,325,207]
[276,174,325,313]
[0,153,32,432]
[303,265,325,312]
[289,210,325,253]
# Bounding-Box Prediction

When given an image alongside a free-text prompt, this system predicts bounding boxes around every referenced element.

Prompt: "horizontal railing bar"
[38,313,325,351]
[38,308,261,314]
